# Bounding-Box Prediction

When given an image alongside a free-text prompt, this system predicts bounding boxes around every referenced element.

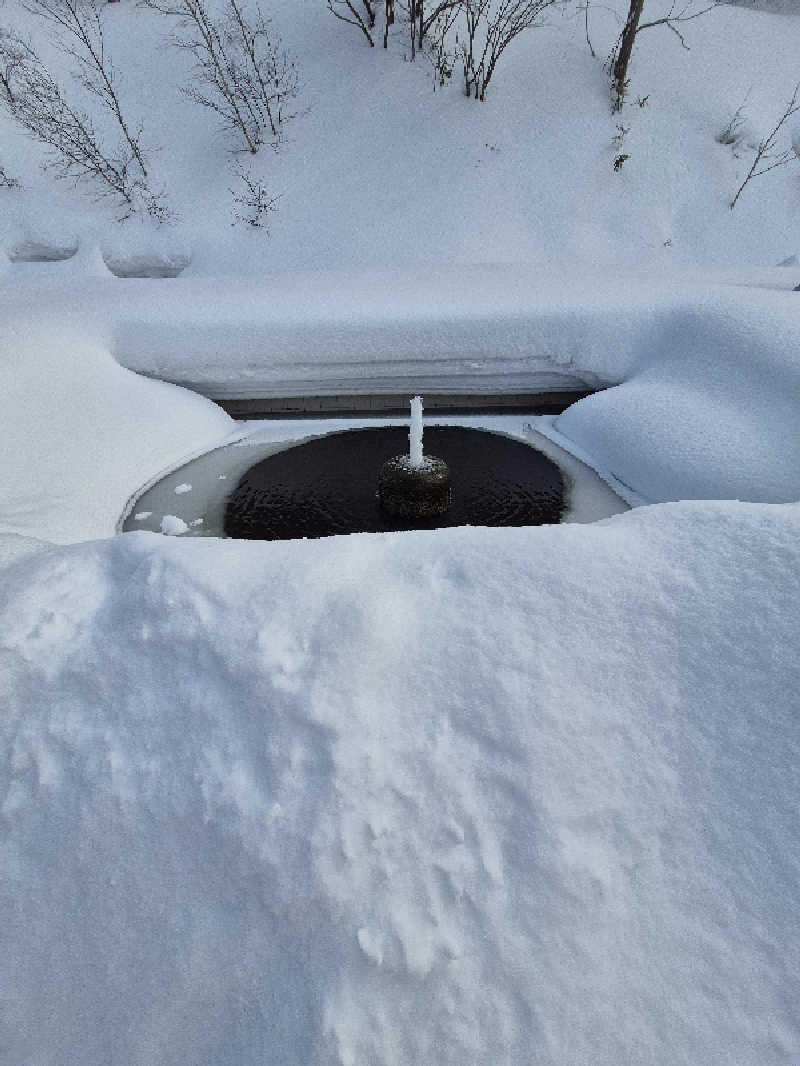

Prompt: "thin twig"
[730,83,800,209]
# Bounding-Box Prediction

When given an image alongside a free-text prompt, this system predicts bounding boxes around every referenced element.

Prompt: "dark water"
[224,426,565,541]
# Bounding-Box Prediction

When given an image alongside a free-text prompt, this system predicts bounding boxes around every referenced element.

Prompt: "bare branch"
[583,0,595,57]
[0,25,165,215]
[609,0,721,110]
[730,83,800,209]
[327,0,376,44]
[144,0,299,152]
[637,0,721,32]
[22,0,150,176]
[419,0,461,43]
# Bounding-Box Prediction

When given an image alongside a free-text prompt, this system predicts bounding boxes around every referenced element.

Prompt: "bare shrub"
[0,26,165,215]
[0,161,19,187]
[328,0,562,100]
[460,0,564,100]
[22,0,151,173]
[716,90,751,147]
[146,0,299,153]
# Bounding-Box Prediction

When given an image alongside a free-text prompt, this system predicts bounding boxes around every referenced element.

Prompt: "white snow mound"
[2,504,799,1065]
[552,297,800,502]
[0,328,232,543]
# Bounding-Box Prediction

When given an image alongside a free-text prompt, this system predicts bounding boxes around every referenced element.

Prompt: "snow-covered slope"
[1,0,799,273]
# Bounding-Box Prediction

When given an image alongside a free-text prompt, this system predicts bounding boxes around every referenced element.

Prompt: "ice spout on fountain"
[409,395,424,468]
[378,395,451,520]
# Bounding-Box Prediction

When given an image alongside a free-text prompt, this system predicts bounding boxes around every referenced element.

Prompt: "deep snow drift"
[0,324,233,543]
[3,503,800,1066]
[547,291,800,503]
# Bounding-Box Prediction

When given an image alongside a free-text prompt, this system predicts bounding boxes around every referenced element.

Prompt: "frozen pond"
[120,416,629,538]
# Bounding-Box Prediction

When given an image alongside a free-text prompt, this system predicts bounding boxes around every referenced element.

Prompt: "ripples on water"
[223,427,565,541]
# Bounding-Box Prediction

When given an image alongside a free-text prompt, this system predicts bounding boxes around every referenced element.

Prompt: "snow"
[2,503,800,1065]
[1,0,800,1061]
[1,0,799,273]
[0,324,233,543]
[549,294,800,504]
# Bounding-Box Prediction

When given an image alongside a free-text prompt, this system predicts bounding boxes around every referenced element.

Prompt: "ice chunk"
[160,515,188,535]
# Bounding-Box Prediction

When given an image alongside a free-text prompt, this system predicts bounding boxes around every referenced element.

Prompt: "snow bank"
[0,325,232,543]
[551,294,800,503]
[4,265,797,400]
[2,501,799,1065]
[2,271,798,547]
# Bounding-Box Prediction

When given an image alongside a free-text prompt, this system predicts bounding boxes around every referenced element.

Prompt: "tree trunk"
[612,0,644,111]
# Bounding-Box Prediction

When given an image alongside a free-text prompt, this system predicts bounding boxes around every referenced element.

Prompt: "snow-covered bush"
[144,0,299,154]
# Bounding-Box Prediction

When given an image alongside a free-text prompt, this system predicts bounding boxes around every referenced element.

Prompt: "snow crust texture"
[2,503,799,1065]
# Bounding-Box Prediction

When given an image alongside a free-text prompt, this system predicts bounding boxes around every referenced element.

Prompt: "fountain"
[219,401,566,540]
[120,391,635,540]
[377,397,451,518]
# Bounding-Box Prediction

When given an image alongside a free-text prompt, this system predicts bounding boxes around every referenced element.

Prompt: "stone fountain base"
[378,455,451,518]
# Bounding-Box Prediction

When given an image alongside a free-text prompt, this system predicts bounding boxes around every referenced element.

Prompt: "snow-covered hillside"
[1,0,799,273]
